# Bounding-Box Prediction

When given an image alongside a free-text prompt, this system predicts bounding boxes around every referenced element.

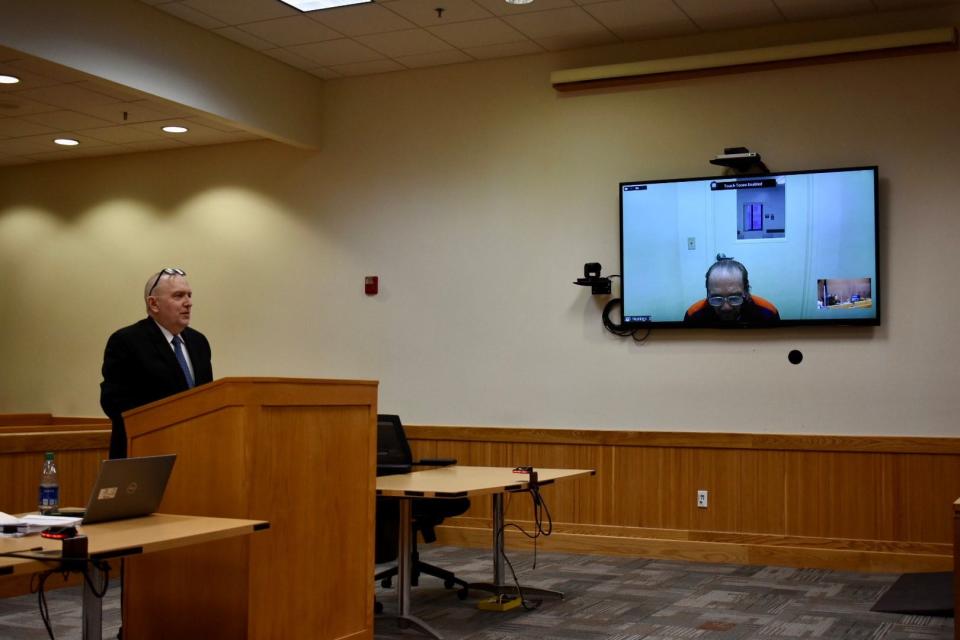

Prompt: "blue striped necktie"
[171,335,195,388]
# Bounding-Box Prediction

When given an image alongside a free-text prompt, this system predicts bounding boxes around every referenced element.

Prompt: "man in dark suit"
[100,268,213,459]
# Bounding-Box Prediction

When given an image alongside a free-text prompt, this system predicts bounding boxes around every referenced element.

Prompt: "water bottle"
[38,451,59,514]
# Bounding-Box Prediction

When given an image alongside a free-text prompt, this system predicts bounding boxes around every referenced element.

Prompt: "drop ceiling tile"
[582,0,697,40]
[180,0,299,25]
[0,117,58,138]
[73,80,149,102]
[16,84,119,110]
[309,4,418,36]
[262,47,322,69]
[24,148,106,162]
[305,66,343,79]
[534,29,620,50]
[384,0,494,27]
[71,100,190,125]
[120,138,191,153]
[237,15,343,46]
[127,99,196,119]
[502,6,609,39]
[356,29,456,57]
[169,126,248,145]
[397,49,474,67]
[471,0,575,16]
[0,65,63,92]
[4,58,92,84]
[82,125,165,144]
[128,120,225,139]
[213,26,276,50]
[773,0,874,20]
[330,59,407,76]
[0,133,111,157]
[83,145,147,157]
[0,94,60,117]
[674,0,785,30]
[23,131,114,148]
[183,115,247,132]
[462,39,544,59]
[21,110,115,131]
[155,1,228,28]
[428,18,527,48]
[289,39,386,66]
[217,130,262,142]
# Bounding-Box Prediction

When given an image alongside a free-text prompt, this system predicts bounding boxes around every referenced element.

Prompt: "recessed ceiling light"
[0,74,20,84]
[277,0,372,11]
[162,125,189,134]
[54,138,80,146]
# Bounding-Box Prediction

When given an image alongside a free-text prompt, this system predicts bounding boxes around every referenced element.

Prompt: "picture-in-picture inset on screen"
[818,278,873,310]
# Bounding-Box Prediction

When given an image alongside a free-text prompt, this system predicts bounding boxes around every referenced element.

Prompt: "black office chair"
[375,414,470,601]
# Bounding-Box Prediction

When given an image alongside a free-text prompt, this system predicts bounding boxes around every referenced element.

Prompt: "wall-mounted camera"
[709,146,769,174]
[574,262,611,295]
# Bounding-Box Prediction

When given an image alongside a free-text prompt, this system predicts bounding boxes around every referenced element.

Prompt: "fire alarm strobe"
[364,276,378,295]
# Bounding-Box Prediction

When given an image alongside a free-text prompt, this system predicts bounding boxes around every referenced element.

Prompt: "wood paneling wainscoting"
[406,426,960,573]
[0,422,110,598]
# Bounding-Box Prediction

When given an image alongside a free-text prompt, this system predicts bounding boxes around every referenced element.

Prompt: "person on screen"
[683,254,780,323]
[100,268,213,459]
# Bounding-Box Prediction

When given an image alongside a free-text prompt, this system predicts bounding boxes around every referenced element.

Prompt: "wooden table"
[0,513,268,640]
[376,466,595,639]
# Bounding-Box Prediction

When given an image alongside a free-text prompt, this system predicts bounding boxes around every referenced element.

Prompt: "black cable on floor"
[2,552,112,640]
[497,484,555,610]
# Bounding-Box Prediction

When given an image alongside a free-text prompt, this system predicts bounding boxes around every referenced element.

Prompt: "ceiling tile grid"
[0,0,956,166]
[0,48,269,166]
[138,0,960,82]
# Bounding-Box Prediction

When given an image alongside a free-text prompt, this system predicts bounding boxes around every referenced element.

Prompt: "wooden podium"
[122,377,378,640]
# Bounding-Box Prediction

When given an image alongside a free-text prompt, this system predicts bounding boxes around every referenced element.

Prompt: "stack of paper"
[0,512,82,536]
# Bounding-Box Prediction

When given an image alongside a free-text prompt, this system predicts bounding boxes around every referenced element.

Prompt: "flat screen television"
[620,166,879,328]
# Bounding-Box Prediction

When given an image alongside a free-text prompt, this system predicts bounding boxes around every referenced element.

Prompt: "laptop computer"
[78,454,177,524]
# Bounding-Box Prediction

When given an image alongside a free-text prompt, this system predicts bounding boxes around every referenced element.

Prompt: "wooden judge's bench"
[122,377,378,640]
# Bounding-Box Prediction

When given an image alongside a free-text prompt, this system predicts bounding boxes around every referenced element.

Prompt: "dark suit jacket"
[100,317,213,458]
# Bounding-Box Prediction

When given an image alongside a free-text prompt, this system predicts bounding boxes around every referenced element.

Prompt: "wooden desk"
[1,513,267,640]
[377,466,594,639]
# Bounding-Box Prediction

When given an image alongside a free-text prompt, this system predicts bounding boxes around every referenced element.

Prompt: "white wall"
[1,39,958,436]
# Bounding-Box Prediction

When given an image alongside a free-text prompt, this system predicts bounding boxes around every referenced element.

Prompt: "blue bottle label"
[39,485,59,507]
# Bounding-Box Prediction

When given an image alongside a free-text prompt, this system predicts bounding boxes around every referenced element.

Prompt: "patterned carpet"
[373,546,954,640]
[0,546,952,639]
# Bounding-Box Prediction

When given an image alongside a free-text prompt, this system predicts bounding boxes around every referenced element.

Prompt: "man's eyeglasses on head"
[707,294,744,307]
[148,268,186,296]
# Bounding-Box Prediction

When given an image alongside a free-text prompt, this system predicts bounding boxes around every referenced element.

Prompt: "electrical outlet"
[697,490,708,508]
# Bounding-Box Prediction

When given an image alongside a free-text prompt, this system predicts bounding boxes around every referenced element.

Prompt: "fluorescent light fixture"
[277,0,372,10]
[0,74,20,84]
[505,0,535,4]
[551,27,958,91]
[162,125,189,133]
[54,138,79,146]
